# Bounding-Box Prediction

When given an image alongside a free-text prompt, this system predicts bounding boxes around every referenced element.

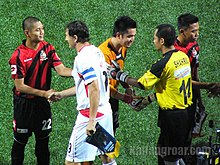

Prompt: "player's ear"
[180,29,186,36]
[73,35,78,42]
[115,32,121,39]
[160,38,164,45]
[24,30,30,38]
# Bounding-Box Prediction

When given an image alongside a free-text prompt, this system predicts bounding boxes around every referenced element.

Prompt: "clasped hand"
[107,60,129,82]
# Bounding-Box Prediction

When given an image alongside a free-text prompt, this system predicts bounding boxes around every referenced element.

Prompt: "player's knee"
[35,136,50,164]
[11,140,27,165]
[14,135,29,145]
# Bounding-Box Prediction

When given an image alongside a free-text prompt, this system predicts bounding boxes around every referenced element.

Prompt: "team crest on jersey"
[40,50,48,61]
[192,48,198,58]
[11,65,17,75]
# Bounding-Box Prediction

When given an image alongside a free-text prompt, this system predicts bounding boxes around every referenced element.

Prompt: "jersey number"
[42,119,52,130]
[179,78,191,105]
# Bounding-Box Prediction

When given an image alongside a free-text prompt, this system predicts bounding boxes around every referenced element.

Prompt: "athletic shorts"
[109,97,119,130]
[157,107,190,161]
[13,95,52,143]
[65,103,113,163]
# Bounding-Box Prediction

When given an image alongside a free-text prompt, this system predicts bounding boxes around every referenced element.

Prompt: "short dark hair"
[66,20,90,43]
[177,13,199,31]
[156,24,176,47]
[112,16,137,37]
[22,16,41,31]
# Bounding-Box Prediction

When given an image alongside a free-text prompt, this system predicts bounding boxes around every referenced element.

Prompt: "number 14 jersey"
[138,49,192,110]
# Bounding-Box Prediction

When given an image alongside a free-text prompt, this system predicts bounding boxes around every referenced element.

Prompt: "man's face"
[153,29,163,51]
[119,28,136,48]
[65,29,76,49]
[182,22,199,43]
[26,21,44,43]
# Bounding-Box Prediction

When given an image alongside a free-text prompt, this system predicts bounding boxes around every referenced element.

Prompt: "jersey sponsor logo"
[24,58,33,62]
[174,57,189,68]
[174,66,191,80]
[11,65,17,75]
[17,128,28,133]
[40,50,48,61]
[191,47,198,58]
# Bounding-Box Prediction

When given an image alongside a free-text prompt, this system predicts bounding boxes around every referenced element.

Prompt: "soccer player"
[110,24,192,165]
[9,16,72,165]
[51,20,117,165]
[174,13,219,138]
[98,16,137,134]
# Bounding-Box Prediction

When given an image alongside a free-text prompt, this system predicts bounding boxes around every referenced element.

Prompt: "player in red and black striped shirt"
[9,16,72,165]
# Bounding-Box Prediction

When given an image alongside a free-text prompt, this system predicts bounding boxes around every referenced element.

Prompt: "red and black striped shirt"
[9,40,62,98]
[174,39,200,80]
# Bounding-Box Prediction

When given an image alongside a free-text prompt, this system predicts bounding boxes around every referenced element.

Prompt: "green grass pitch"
[0,0,219,164]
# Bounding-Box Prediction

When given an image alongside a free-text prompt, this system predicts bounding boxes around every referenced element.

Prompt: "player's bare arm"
[50,86,76,101]
[110,86,133,103]
[54,64,72,77]
[87,79,99,136]
[192,80,220,92]
[14,78,54,98]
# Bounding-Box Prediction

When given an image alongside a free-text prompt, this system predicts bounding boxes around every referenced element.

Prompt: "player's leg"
[157,109,189,164]
[109,97,119,135]
[34,98,52,165]
[11,139,28,165]
[35,136,50,164]
[65,111,97,164]
[11,96,32,165]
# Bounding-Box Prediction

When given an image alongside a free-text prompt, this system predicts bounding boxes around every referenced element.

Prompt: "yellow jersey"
[138,50,192,110]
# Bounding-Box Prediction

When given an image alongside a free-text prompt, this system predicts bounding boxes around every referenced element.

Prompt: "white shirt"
[72,45,110,110]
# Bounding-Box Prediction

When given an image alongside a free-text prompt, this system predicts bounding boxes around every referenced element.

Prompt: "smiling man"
[9,16,72,165]
[98,16,137,134]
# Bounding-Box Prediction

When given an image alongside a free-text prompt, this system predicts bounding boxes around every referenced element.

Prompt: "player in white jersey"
[50,21,116,165]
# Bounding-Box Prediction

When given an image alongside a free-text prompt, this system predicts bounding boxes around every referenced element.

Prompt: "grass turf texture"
[0,0,219,164]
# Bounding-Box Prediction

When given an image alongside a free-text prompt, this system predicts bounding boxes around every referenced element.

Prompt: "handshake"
[128,93,157,112]
[43,90,63,103]
[106,60,157,111]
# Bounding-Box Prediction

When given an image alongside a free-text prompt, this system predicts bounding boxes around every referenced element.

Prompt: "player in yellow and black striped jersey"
[109,24,192,164]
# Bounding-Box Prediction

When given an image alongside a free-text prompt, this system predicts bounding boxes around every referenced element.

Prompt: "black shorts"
[157,107,190,161]
[13,95,52,143]
[109,97,119,130]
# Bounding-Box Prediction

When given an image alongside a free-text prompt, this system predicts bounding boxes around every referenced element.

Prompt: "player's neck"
[111,37,122,53]
[76,42,90,52]
[26,40,40,50]
[161,45,175,55]
[177,35,189,47]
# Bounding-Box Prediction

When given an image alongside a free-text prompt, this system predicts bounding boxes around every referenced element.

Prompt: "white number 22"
[42,119,52,130]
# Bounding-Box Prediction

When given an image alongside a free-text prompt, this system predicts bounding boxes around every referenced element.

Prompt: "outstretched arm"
[192,80,220,97]
[55,64,73,77]
[14,78,54,99]
[108,60,143,89]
